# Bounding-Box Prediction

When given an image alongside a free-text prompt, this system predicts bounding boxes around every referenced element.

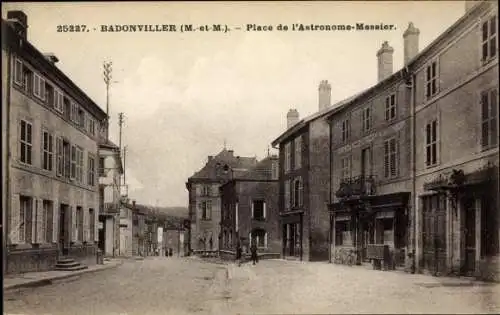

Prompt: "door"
[361,147,372,193]
[98,217,105,252]
[59,204,67,255]
[463,197,476,276]
[422,194,447,276]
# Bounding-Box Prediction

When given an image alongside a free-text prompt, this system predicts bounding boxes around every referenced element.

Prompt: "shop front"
[280,211,303,260]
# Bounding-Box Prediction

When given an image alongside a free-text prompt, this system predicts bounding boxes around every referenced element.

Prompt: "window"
[89,208,95,242]
[71,102,79,123]
[425,60,438,100]
[252,200,266,220]
[64,98,71,120]
[271,160,279,180]
[23,67,33,94]
[42,130,54,171]
[201,201,212,220]
[342,119,350,143]
[341,156,351,180]
[201,185,210,196]
[335,221,351,246]
[78,108,85,127]
[46,84,54,107]
[292,177,303,208]
[385,94,396,121]
[56,137,63,176]
[14,58,24,85]
[70,145,77,180]
[76,206,84,242]
[481,88,498,149]
[294,136,302,169]
[76,147,84,183]
[87,115,96,136]
[284,180,290,211]
[88,155,96,186]
[284,142,291,172]
[43,200,53,243]
[362,107,371,132]
[33,73,46,100]
[54,89,64,113]
[99,157,106,176]
[251,229,267,248]
[482,15,497,63]
[19,196,33,243]
[425,120,438,167]
[384,138,398,178]
[62,140,71,178]
[20,120,33,165]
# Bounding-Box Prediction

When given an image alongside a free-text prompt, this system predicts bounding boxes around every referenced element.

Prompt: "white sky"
[2,1,467,207]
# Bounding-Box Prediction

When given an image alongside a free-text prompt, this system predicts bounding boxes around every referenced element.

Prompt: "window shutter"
[264,232,268,248]
[249,232,252,246]
[36,198,44,244]
[10,194,21,244]
[251,201,254,219]
[71,206,77,242]
[263,202,266,219]
[31,198,37,244]
[52,201,58,243]
[83,209,89,242]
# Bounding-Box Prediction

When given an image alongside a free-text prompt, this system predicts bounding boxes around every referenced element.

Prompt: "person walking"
[250,243,258,265]
[236,243,242,267]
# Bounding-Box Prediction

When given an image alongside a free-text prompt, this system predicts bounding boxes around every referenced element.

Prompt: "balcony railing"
[102,202,120,214]
[335,175,376,199]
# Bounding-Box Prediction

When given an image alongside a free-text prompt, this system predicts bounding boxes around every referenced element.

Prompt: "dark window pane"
[426,124,431,144]
[426,66,431,81]
[27,147,31,164]
[27,124,32,143]
[490,90,497,117]
[490,122,497,146]
[483,22,488,41]
[482,92,489,120]
[426,146,431,165]
[431,143,437,165]
[432,120,437,142]
[483,43,489,61]
[21,121,26,140]
[391,94,395,105]
[21,143,26,162]
[391,107,396,119]
[490,17,496,35]
[432,62,437,77]
[490,38,497,58]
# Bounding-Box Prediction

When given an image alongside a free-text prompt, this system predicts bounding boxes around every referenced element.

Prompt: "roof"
[238,155,278,181]
[323,1,492,121]
[271,93,361,146]
[1,17,107,120]
[99,139,120,150]
[188,148,258,181]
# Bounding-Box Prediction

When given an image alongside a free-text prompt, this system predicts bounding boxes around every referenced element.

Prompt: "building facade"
[3,11,107,273]
[220,155,280,254]
[271,82,355,261]
[97,140,122,257]
[132,205,147,256]
[186,149,257,252]
[119,201,134,256]
[412,1,499,281]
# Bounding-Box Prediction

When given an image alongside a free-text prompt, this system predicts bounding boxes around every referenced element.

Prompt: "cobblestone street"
[4,257,500,315]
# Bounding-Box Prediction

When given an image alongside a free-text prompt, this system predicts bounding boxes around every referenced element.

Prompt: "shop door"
[463,197,476,276]
[422,194,447,276]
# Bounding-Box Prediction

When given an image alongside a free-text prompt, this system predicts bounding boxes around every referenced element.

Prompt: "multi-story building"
[271,82,356,261]
[412,1,499,281]
[2,19,10,275]
[132,203,147,256]
[220,155,280,254]
[97,139,123,257]
[162,218,186,257]
[186,148,257,252]
[3,11,107,273]
[327,26,416,269]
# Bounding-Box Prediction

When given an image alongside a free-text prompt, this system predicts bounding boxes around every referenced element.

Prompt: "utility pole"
[103,61,113,140]
[118,112,124,151]
[123,145,127,195]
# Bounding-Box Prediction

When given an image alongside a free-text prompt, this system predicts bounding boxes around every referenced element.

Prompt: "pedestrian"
[250,243,258,265]
[236,244,242,267]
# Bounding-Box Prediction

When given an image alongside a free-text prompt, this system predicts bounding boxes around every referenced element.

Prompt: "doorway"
[463,197,476,276]
[59,204,69,255]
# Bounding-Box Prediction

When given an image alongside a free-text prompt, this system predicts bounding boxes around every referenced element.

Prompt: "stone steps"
[55,257,88,272]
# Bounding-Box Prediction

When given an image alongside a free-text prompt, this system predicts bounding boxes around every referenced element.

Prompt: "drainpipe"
[4,38,13,274]
[328,119,333,263]
[410,70,417,274]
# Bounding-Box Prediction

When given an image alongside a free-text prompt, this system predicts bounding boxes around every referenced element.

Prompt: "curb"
[4,260,124,293]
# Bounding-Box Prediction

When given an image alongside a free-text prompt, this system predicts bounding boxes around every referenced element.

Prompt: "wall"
[119,206,133,256]
[2,36,10,275]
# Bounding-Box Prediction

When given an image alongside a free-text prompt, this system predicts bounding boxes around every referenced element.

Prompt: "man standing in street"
[236,243,242,267]
[250,243,258,265]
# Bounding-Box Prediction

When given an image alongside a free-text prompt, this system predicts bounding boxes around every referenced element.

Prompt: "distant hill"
[156,206,188,218]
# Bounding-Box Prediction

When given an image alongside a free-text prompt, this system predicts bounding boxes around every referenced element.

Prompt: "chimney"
[227,150,234,157]
[403,23,420,65]
[132,200,136,207]
[377,41,394,82]
[7,11,28,40]
[318,80,332,111]
[465,1,479,12]
[44,53,60,64]
[286,109,299,129]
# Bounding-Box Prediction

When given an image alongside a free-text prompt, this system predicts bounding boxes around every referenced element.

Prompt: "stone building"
[412,1,499,281]
[97,139,123,257]
[271,81,356,261]
[2,11,107,273]
[132,204,147,256]
[327,34,416,269]
[220,155,280,254]
[186,149,257,253]
[119,200,134,256]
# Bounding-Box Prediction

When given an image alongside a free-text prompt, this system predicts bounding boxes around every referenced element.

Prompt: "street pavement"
[3,256,500,315]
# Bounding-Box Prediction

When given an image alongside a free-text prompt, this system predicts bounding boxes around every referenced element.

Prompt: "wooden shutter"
[35,198,44,244]
[52,201,58,243]
[264,232,268,248]
[263,202,266,219]
[249,232,252,246]
[31,198,37,244]
[71,206,77,242]
[251,201,254,219]
[83,208,89,242]
[10,194,21,244]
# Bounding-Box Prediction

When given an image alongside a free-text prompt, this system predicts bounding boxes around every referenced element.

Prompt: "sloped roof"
[238,155,278,181]
[99,139,120,150]
[189,148,258,181]
[271,93,361,146]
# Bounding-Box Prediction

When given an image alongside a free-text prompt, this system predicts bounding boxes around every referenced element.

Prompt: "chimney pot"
[286,109,300,129]
[7,11,28,40]
[376,41,394,82]
[44,53,59,64]
[403,22,420,65]
[318,80,332,111]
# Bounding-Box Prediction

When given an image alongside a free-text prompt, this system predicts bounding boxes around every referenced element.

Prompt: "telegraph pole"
[103,61,113,140]
[123,145,127,196]
[118,112,124,152]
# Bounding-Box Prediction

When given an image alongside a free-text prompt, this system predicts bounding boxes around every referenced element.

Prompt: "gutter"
[410,71,417,274]
[4,37,13,272]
